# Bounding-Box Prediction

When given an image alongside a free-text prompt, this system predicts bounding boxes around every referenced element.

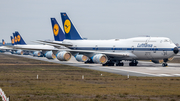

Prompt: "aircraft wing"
[7,45,71,53]
[33,41,67,49]
[8,45,59,51]
[0,46,12,50]
[68,50,137,59]
[36,40,73,47]
[10,43,137,59]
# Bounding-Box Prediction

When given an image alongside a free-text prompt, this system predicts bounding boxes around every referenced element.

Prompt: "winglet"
[51,18,65,41]
[15,31,26,45]
[61,12,83,40]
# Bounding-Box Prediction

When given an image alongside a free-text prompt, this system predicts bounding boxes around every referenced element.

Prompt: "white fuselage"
[63,37,177,60]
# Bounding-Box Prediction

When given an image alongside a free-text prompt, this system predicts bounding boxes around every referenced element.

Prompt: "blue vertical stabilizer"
[15,31,26,45]
[2,39,5,46]
[61,12,82,40]
[10,36,14,46]
[51,18,65,41]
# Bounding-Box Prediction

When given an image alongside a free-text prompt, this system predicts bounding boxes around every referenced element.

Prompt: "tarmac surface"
[4,53,180,77]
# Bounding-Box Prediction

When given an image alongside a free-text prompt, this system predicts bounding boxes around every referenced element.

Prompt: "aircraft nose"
[173,47,179,54]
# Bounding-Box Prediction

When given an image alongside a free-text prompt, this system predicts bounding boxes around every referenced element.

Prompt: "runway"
[4,53,180,77]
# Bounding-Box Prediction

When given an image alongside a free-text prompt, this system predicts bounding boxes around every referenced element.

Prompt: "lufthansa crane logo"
[17,35,21,42]
[53,24,59,36]
[14,36,17,42]
[64,19,71,34]
[12,39,14,44]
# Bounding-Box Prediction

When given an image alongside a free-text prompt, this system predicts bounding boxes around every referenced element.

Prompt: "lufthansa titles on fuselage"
[137,43,153,48]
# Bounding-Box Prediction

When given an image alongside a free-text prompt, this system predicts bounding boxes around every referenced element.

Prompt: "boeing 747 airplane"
[38,12,179,67]
[11,31,57,59]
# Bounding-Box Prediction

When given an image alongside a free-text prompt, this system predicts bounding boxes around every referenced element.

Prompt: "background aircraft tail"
[15,31,26,45]
[2,39,5,46]
[51,18,65,41]
[13,33,17,45]
[61,12,82,40]
[10,36,15,46]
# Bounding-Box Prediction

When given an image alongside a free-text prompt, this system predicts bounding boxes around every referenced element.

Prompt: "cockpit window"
[164,39,169,42]
[170,40,173,44]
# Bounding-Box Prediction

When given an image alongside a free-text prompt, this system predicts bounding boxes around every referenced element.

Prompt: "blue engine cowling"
[16,50,23,55]
[75,54,88,62]
[91,54,108,64]
[45,51,56,59]
[33,51,42,57]
[56,51,71,61]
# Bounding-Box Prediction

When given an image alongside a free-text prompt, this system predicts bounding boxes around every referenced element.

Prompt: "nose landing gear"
[162,63,168,67]
[162,58,168,67]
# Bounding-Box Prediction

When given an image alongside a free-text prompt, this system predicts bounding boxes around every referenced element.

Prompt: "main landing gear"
[102,60,139,67]
[116,62,124,66]
[129,60,138,66]
[102,61,124,66]
[102,61,115,66]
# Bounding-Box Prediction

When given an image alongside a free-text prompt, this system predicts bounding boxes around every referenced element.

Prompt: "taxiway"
[4,53,180,77]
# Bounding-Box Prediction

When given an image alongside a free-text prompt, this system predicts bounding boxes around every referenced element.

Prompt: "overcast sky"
[0,0,180,44]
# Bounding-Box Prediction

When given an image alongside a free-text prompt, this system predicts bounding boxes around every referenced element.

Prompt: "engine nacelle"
[75,54,88,62]
[92,54,108,64]
[33,51,42,57]
[56,51,71,61]
[45,51,56,59]
[16,50,23,55]
[11,51,15,54]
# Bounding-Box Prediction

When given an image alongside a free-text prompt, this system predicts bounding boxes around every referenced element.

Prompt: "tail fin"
[2,39,5,46]
[51,18,65,41]
[61,12,82,40]
[10,36,15,46]
[13,33,17,45]
[15,31,26,45]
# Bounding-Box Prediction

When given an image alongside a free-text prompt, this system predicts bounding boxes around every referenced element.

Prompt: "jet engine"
[45,51,56,59]
[56,51,71,61]
[33,51,42,57]
[16,50,23,55]
[75,54,88,62]
[92,54,108,64]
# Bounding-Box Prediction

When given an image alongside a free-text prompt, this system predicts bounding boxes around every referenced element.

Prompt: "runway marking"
[173,74,180,76]
[146,68,161,70]
[158,74,172,76]
[100,67,160,76]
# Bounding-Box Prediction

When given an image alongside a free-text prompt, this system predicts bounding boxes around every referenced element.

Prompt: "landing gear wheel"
[84,59,94,64]
[162,63,168,67]
[129,60,138,66]
[102,61,114,66]
[129,63,137,66]
[116,62,124,66]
